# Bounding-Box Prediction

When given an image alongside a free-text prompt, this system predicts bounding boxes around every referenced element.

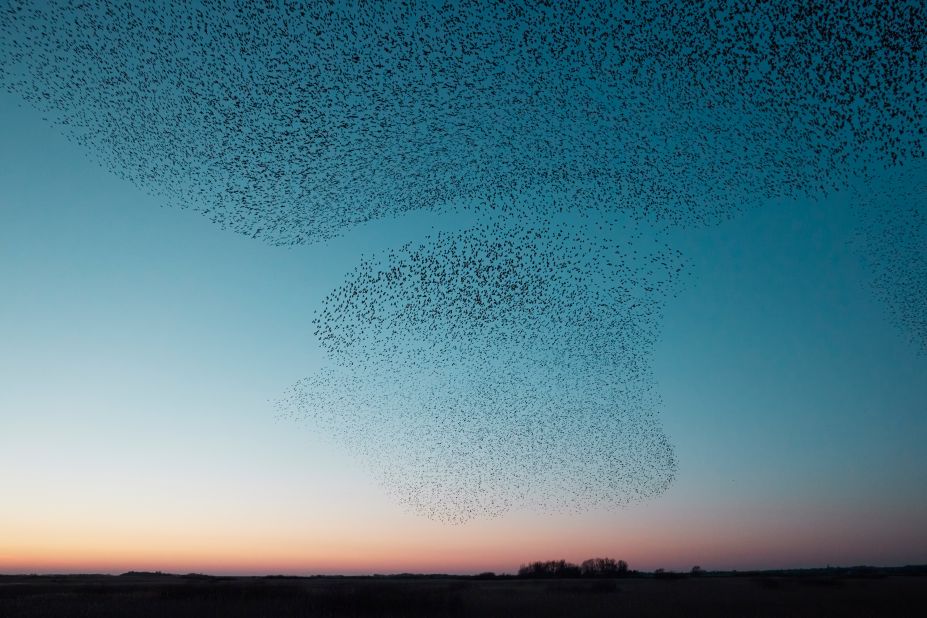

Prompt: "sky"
[2,1,927,575]
[2,91,925,574]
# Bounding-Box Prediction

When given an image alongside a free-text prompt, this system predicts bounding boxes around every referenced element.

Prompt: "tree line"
[517,557,629,578]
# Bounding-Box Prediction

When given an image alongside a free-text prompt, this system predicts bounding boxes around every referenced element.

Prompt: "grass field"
[1,572,925,617]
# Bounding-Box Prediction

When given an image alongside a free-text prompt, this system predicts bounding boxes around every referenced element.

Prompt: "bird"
[4,0,924,522]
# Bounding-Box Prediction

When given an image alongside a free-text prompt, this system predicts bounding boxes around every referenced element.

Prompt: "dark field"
[1,572,925,617]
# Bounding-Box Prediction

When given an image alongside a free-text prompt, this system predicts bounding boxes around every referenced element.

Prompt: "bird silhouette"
[4,0,924,522]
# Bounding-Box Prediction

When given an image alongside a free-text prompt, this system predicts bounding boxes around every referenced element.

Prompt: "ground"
[1,573,924,617]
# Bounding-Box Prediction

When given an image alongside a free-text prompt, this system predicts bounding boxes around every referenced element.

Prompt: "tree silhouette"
[518,557,628,578]
[517,560,582,578]
[580,557,629,578]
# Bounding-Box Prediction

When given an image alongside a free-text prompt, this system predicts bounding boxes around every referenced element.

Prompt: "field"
[1,572,925,617]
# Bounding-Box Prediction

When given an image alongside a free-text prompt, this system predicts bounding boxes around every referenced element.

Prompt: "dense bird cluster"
[278,211,682,521]
[277,364,676,522]
[854,164,927,354]
[314,212,683,375]
[2,1,925,521]
[1,1,923,242]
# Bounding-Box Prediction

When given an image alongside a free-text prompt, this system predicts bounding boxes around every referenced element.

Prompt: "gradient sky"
[2,85,926,575]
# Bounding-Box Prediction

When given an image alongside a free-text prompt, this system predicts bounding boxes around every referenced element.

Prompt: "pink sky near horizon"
[4,491,925,576]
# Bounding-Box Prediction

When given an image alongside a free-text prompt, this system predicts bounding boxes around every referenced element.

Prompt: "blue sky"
[2,87,926,572]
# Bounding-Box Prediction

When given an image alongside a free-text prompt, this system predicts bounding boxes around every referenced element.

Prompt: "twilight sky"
[2,1,926,575]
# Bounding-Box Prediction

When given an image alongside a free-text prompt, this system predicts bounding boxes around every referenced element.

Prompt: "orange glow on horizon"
[5,503,926,576]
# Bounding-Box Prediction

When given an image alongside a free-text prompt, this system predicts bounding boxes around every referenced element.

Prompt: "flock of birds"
[2,1,924,241]
[1,1,924,521]
[854,162,927,355]
[277,210,684,521]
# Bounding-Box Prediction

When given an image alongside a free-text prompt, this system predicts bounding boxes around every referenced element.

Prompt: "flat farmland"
[1,573,924,617]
